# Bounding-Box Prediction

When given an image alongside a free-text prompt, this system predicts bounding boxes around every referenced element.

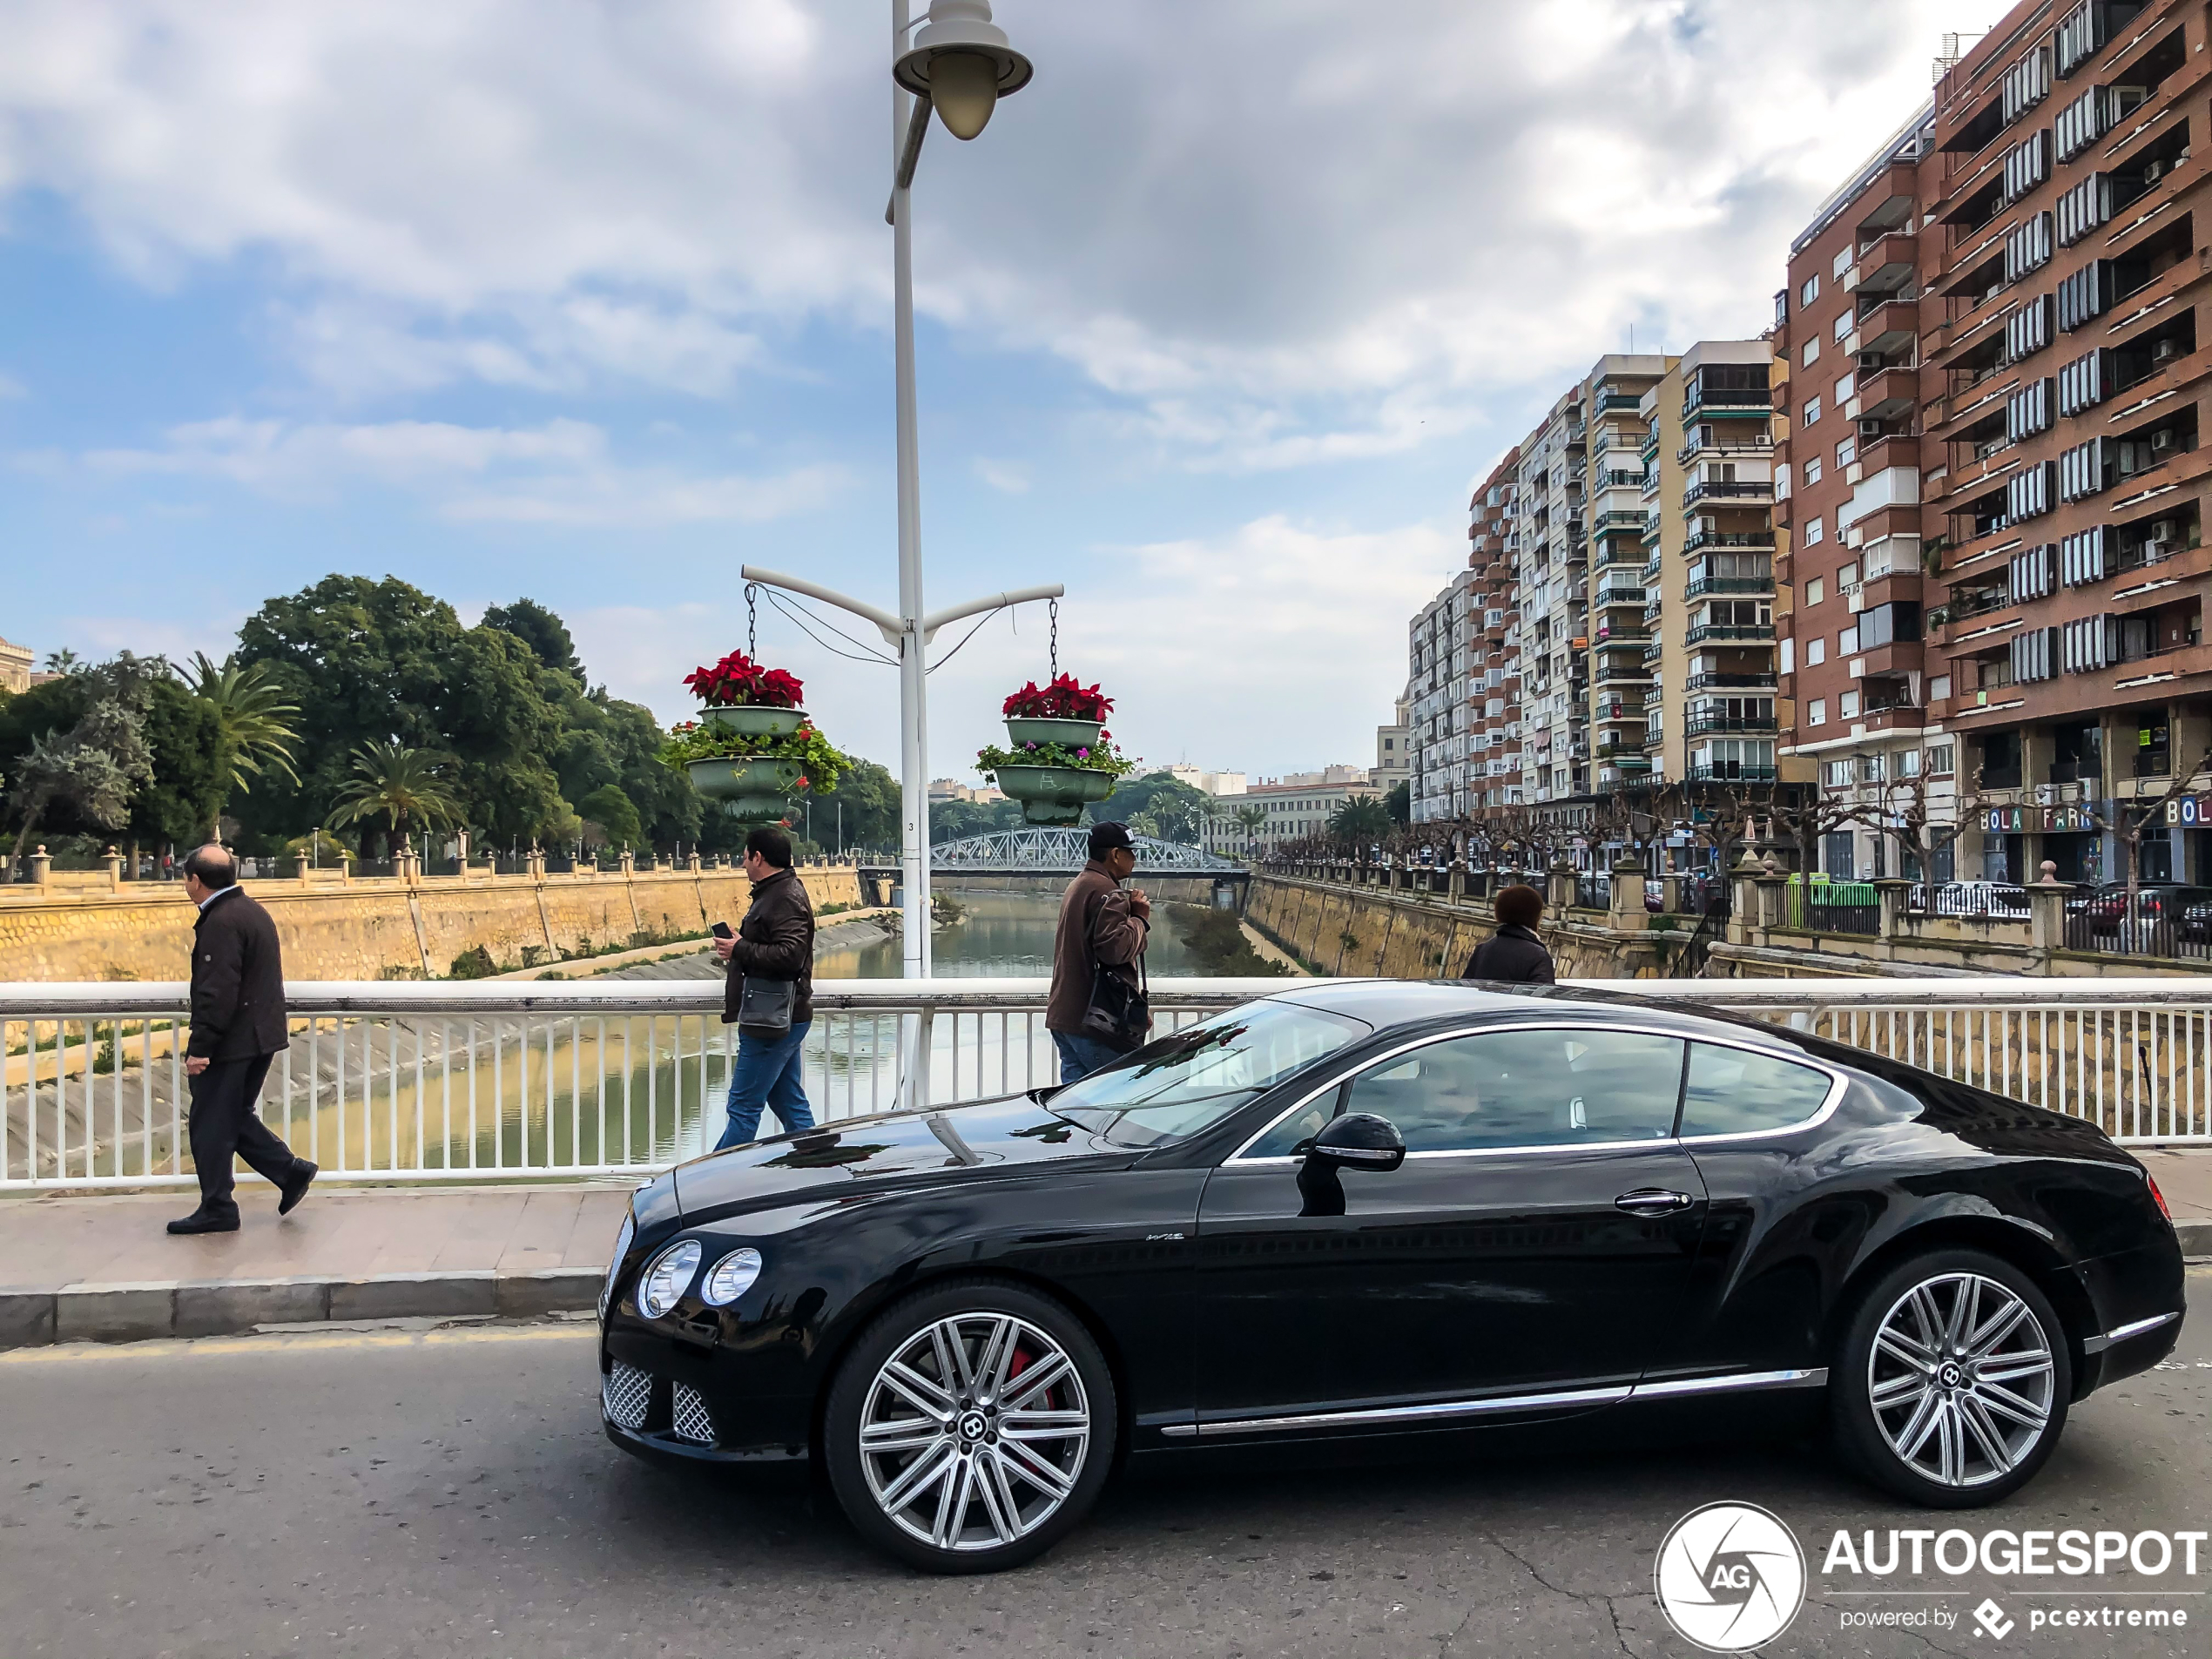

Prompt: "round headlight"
[637,1239,702,1319]
[700,1247,764,1307]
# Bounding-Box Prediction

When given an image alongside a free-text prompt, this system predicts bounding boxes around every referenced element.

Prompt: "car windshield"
[1047,1001,1369,1149]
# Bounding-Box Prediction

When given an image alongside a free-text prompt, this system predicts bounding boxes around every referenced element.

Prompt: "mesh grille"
[603,1359,651,1430]
[671,1382,715,1446]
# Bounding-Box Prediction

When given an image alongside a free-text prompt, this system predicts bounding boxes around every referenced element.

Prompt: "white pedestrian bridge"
[0,977,2206,1190]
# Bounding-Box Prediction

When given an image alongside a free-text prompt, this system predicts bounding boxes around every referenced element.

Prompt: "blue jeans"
[1053,1030,1123,1087]
[716,1022,815,1150]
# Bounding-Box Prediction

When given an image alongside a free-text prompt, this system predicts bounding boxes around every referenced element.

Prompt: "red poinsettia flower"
[1003,672,1113,721]
[683,650,806,708]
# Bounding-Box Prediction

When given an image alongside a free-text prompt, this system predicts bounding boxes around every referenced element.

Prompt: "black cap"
[1089,821,1135,860]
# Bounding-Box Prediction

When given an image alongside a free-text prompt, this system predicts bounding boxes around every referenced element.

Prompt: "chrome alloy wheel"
[857,1313,1092,1553]
[1868,1271,2055,1488]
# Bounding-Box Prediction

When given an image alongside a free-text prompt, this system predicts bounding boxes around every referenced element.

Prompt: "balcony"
[1849,228,1919,294]
[1683,575,1776,600]
[1594,656,1654,685]
[1848,366,1918,422]
[1594,583,1645,608]
[1685,671,1777,691]
[1683,712,1780,737]
[1592,508,1644,536]
[1683,529,1776,555]
[1681,478,1775,510]
[1685,622,1776,645]
[1676,430,1774,466]
[1686,764,1779,782]
[1594,621,1649,645]
[1846,297,1919,358]
[1641,640,1665,665]
[1639,556,1662,584]
[1593,392,1642,415]
[1682,383,1775,421]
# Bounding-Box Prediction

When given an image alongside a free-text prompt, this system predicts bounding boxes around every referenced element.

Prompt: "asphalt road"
[2,1271,2207,1659]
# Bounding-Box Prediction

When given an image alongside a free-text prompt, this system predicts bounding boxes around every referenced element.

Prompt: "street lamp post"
[732,2,1040,1103]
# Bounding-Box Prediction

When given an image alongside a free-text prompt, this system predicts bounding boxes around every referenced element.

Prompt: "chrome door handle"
[1615,1189,1694,1215]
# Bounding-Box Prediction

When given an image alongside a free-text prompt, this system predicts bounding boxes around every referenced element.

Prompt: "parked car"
[2075,884,2212,934]
[598,981,2185,1572]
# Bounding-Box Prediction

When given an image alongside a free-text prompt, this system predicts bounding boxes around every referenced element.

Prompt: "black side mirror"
[1305,1112,1406,1173]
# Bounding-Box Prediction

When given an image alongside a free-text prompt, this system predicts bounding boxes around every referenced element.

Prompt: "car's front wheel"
[824,1278,1116,1573]
[1831,1248,2071,1507]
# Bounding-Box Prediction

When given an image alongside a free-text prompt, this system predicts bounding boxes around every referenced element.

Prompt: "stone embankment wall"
[0,864,863,982]
[934,874,1241,906]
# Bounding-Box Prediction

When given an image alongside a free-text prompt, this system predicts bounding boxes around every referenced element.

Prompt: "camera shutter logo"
[1653,1501,1807,1653]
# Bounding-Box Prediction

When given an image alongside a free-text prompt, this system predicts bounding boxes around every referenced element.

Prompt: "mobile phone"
[711,922,733,939]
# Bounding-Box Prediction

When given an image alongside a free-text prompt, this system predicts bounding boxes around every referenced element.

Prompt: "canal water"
[819,889,1211,979]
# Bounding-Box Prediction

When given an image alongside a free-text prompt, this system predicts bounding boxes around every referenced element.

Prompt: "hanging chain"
[745,583,758,658]
[1049,597,1059,678]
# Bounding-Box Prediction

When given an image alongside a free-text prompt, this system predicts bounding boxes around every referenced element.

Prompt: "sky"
[0,0,1977,785]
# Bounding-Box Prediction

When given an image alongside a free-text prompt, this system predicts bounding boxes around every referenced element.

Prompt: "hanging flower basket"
[980,675,1136,826]
[662,650,851,821]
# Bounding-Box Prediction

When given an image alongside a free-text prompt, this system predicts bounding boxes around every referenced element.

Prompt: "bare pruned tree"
[2084,741,2212,909]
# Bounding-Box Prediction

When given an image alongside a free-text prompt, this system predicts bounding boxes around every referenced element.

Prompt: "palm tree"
[183,652,301,836]
[325,741,463,861]
[1233,803,1267,852]
[1329,795,1393,848]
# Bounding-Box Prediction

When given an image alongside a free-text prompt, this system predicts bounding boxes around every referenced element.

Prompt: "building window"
[1807,637,1827,665]
[1801,274,1820,307]
[1804,457,1823,486]
[1837,435,1857,468]
[1807,698,1827,726]
[1896,747,1922,779]
[1832,246,1851,280]
[1803,338,1821,368]
[1804,396,1822,425]
[1839,624,1860,655]
[1834,372,1857,405]
[1833,310,1853,342]
[1930,674,1952,701]
[1926,742,1955,775]
[1804,516,1824,547]
[1806,577,1825,605]
[1841,691,1862,718]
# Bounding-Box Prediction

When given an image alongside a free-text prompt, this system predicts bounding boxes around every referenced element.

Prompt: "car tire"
[823,1278,1117,1574]
[1831,1247,2071,1508]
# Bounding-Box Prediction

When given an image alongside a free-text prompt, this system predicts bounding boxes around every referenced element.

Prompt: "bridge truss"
[930,827,1244,873]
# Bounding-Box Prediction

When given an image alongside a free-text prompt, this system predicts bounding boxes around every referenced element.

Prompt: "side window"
[1247,1028,1686,1158]
[1679,1042,1836,1137]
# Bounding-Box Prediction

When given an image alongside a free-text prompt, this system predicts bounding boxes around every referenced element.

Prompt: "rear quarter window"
[1679,1042,1835,1137]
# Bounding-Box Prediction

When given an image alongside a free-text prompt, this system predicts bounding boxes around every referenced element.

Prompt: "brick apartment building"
[1779,0,2212,886]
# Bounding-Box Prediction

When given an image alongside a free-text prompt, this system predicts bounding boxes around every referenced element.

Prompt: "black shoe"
[167,1210,240,1235]
[278,1162,317,1217]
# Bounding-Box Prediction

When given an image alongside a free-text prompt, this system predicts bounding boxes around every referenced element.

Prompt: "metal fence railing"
[3,977,2209,1190]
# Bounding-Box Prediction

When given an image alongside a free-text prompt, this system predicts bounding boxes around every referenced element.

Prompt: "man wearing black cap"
[1045,821,1151,1083]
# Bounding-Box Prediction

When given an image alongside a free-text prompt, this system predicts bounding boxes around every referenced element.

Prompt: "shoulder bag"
[1077,886,1151,1053]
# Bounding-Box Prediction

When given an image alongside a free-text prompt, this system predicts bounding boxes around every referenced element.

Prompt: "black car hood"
[671,1093,1123,1218]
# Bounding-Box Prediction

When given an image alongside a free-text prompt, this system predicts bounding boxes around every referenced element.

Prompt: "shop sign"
[2166,795,2212,826]
[1983,802,2111,833]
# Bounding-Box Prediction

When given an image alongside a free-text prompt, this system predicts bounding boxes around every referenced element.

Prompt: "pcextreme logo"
[1654,1502,1808,1653]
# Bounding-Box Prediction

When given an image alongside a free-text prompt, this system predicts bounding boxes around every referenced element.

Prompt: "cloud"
[0,0,1957,465]
[70,415,841,525]
[972,456,1028,495]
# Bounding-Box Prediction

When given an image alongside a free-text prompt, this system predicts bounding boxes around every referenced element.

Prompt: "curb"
[0,1265,602,1349]
[2179,1219,2212,1258]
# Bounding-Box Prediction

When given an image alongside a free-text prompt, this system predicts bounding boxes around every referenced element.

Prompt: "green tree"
[1329,795,1393,844]
[1233,803,1267,847]
[1385,779,1410,825]
[233,576,572,853]
[1092,772,1213,843]
[182,651,300,836]
[325,741,464,860]
[576,783,643,850]
[129,678,230,850]
[4,654,160,860]
[482,598,580,676]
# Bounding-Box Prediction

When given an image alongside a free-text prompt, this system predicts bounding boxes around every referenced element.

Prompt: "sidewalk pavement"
[2,1151,2207,1351]
[0,1184,631,1348]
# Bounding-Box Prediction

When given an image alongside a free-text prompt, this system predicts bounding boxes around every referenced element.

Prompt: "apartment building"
[1235,774,1381,853]
[1373,698,1411,799]
[1634,342,1798,787]
[1782,0,2212,886]
[1405,566,1479,822]
[0,636,31,696]
[1579,354,1676,791]
[1466,448,1523,810]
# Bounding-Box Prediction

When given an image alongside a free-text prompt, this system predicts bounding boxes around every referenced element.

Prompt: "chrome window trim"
[2081,1310,2181,1353]
[1224,1021,1847,1166]
[1157,1367,1830,1440]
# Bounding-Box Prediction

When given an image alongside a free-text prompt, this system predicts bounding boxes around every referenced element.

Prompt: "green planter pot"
[993,764,1116,826]
[686,757,802,821]
[1003,716,1106,751]
[703,705,805,737]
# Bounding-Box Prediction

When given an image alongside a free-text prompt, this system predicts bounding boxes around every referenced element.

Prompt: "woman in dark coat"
[1461,883,1556,983]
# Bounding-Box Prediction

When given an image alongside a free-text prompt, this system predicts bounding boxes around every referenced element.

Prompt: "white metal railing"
[3,976,2209,1190]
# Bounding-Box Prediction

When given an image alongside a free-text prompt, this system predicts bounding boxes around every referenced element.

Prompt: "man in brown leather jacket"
[711,825,817,1149]
[1045,821,1150,1084]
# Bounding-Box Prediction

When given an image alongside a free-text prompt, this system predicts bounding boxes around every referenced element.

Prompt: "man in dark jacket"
[171,845,315,1234]
[711,825,817,1149]
[1045,822,1151,1084]
[1461,883,1557,984]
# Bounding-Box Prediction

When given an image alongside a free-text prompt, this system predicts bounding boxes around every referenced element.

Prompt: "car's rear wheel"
[823,1278,1116,1573]
[1831,1248,2070,1507]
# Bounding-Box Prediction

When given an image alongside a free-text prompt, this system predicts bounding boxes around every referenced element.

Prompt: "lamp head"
[894,0,1032,141]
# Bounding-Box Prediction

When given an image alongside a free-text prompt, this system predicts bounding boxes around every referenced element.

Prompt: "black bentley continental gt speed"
[597,981,2186,1573]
